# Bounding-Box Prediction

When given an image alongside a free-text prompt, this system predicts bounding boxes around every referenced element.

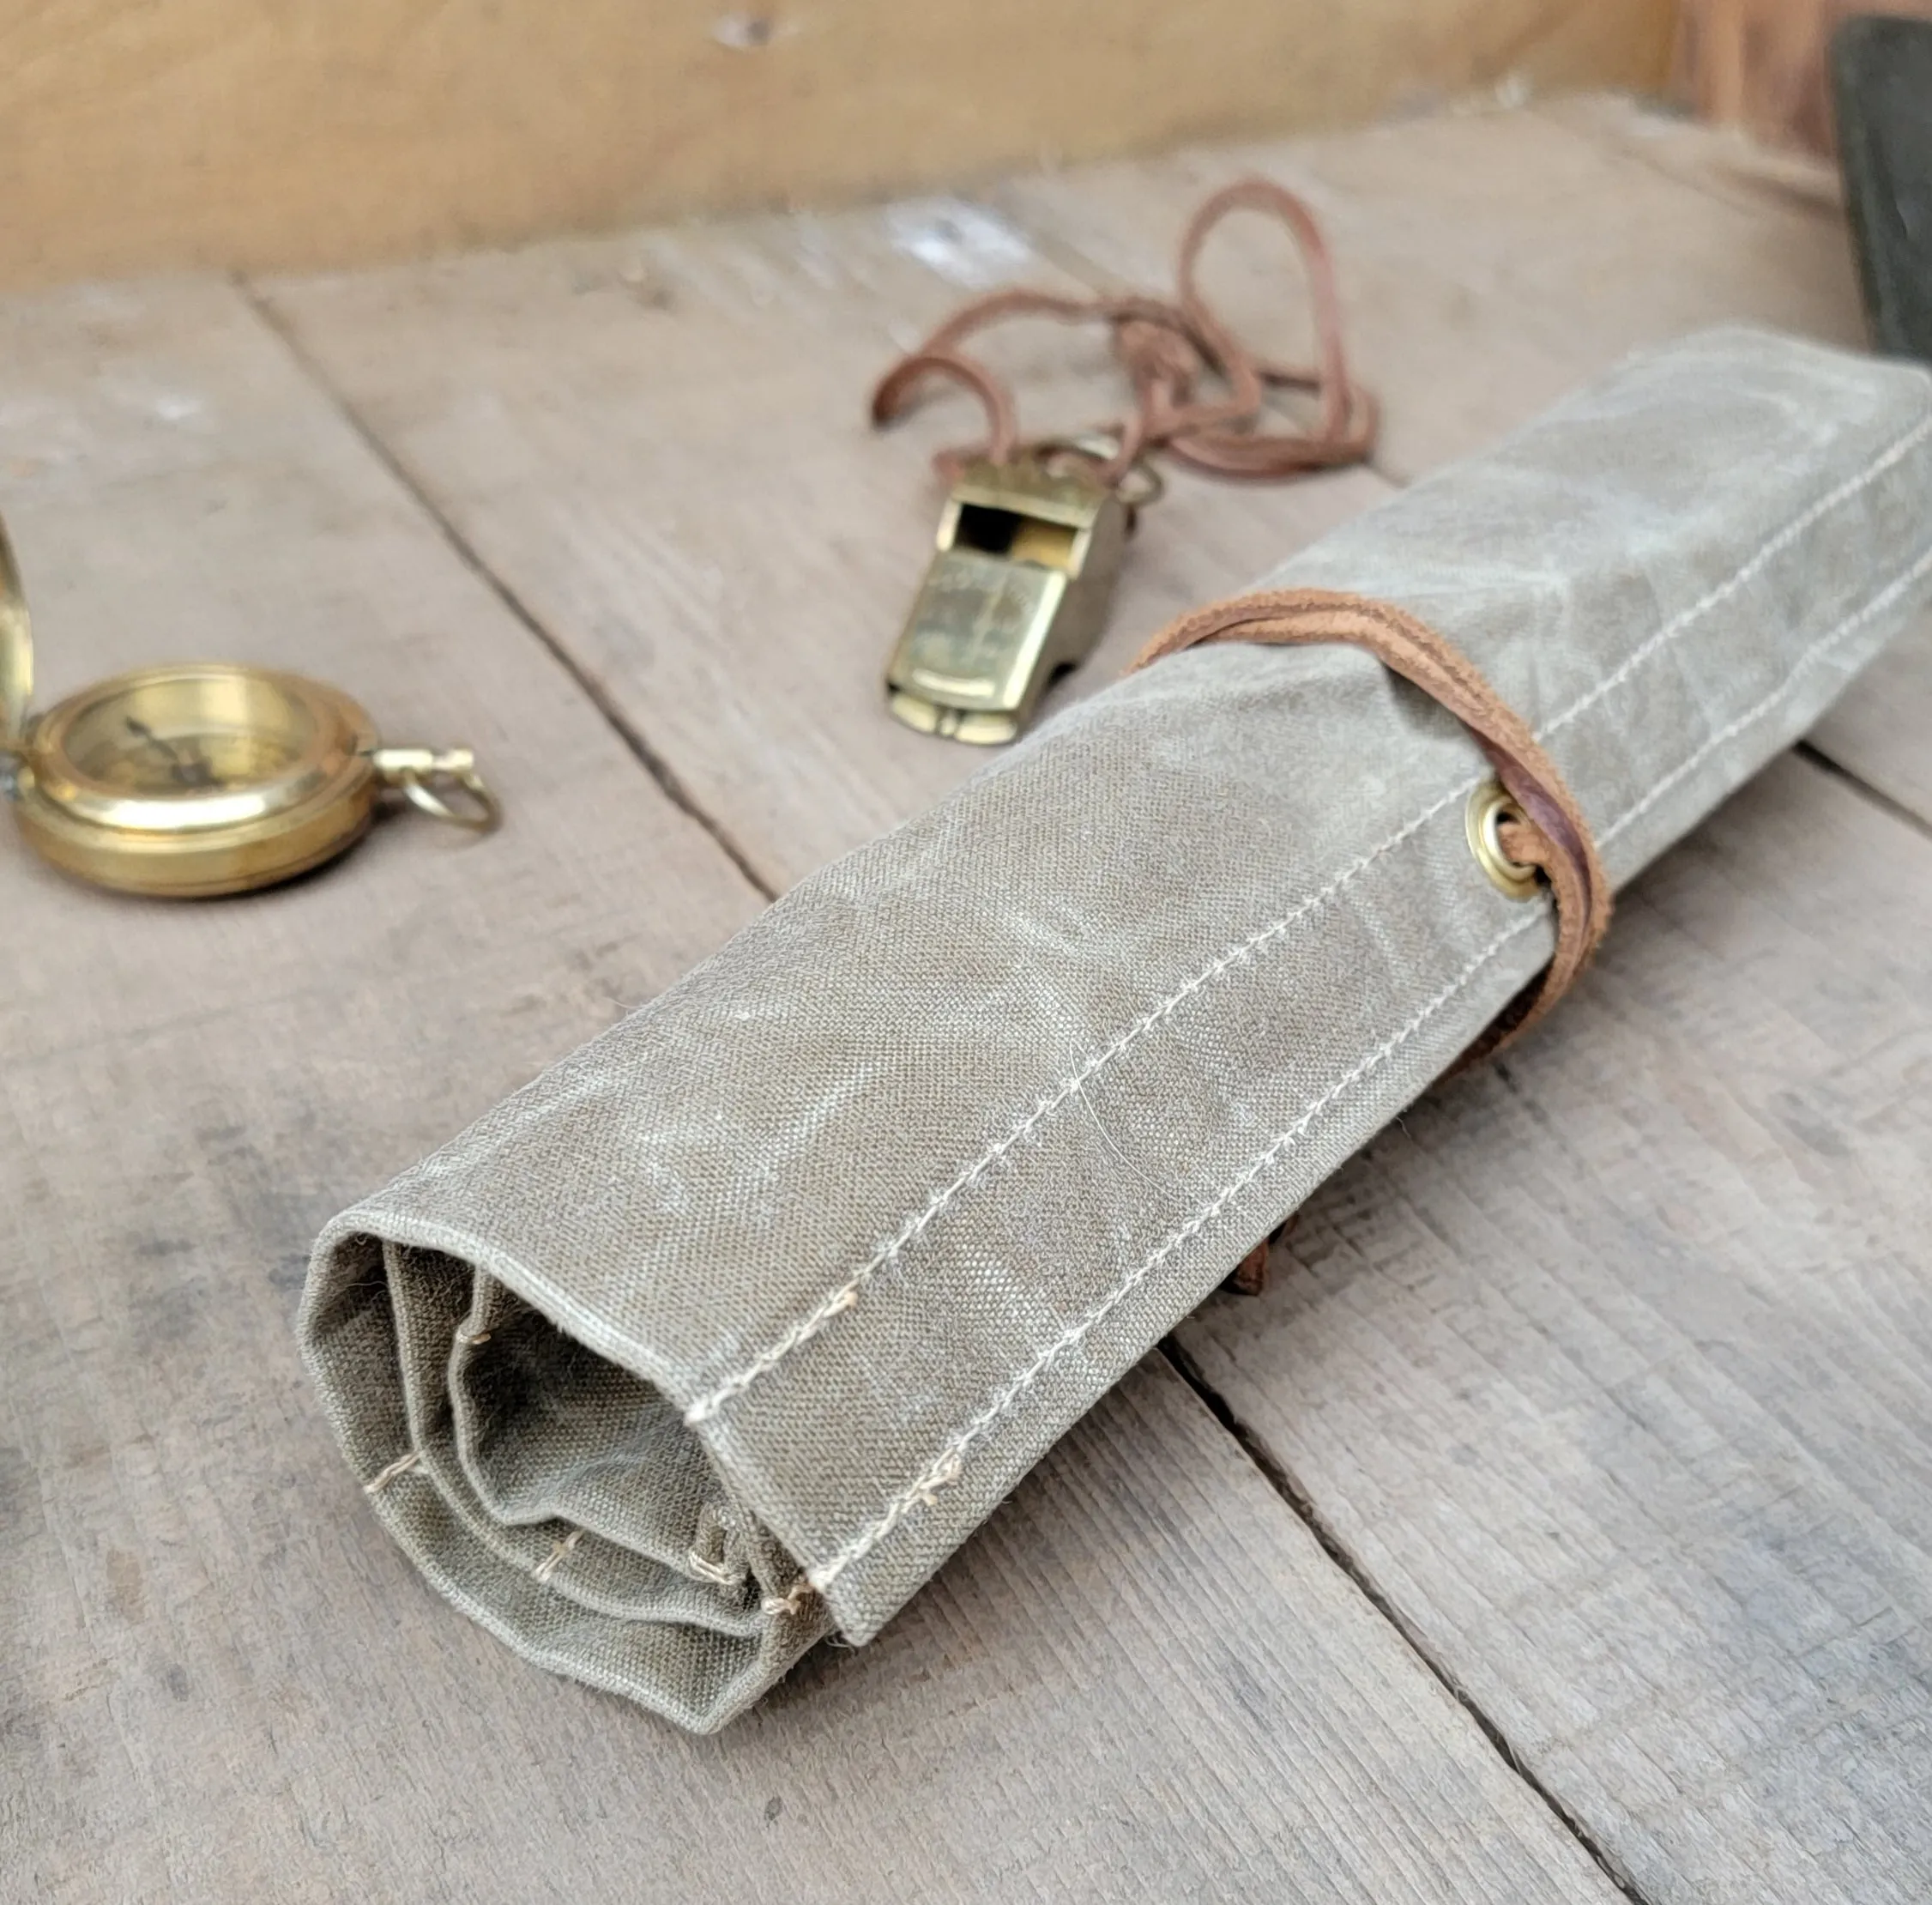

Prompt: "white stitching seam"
[686,407,1932,1430]
[805,523,1932,1594]
[1597,537,1932,849]
[533,1527,583,1585]
[684,783,1469,1424]
[806,913,1543,1594]
[1543,408,1932,741]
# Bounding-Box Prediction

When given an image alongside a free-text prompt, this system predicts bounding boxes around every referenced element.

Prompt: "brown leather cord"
[1126,587,1614,1288]
[1131,587,1611,1041]
[871,178,1378,492]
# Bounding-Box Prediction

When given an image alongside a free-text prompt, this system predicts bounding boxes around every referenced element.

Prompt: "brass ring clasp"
[371,746,503,835]
[1030,432,1167,511]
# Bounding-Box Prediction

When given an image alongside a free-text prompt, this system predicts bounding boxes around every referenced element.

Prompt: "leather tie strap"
[1127,586,1612,1288]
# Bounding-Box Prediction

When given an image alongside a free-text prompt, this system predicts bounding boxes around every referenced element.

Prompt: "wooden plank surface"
[0,278,1627,1901]
[255,98,1932,1903]
[0,0,1674,289]
[1174,756,1932,1903]
[261,215,1393,890]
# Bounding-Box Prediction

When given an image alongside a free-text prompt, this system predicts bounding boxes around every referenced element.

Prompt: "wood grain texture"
[1175,754,1932,1902]
[260,211,1394,890]
[0,276,1622,1902]
[0,0,1675,290]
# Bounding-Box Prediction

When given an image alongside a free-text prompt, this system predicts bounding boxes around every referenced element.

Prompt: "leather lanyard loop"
[871,178,1378,493]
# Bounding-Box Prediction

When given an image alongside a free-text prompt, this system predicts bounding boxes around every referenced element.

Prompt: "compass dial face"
[11,662,383,896]
[60,677,317,797]
[20,663,377,852]
[70,710,309,795]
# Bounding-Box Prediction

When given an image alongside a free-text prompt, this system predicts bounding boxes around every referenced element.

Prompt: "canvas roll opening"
[307,1231,835,1723]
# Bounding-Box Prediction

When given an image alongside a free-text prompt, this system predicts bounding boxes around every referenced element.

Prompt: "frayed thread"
[687,1549,746,1589]
[363,1450,420,1495]
[534,1528,583,1584]
[761,1578,818,1618]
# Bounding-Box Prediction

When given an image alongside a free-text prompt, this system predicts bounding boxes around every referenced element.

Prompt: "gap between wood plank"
[1793,739,1932,844]
[235,275,781,904]
[1160,1335,1655,1905]
[1151,758,1931,1905]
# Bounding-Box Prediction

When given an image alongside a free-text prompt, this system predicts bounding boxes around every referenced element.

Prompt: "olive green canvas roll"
[302,327,1932,1733]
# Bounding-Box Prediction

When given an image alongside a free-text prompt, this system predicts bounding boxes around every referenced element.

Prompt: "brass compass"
[0,514,499,898]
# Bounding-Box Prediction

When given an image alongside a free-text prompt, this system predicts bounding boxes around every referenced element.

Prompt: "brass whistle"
[885,455,1130,746]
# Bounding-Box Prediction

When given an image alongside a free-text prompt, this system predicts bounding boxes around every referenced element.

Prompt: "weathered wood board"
[1175,756,1932,1903]
[0,278,1629,1901]
[261,217,1393,890]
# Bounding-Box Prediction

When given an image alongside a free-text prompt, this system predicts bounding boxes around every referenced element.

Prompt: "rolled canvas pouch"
[301,326,1932,1733]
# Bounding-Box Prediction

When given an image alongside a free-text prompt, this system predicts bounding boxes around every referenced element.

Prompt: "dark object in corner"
[1832,14,1932,362]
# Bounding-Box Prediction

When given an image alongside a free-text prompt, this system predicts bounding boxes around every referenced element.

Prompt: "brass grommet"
[1465,777,1542,901]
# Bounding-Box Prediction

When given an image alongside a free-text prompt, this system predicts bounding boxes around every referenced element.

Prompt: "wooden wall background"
[1673,0,1932,152]
[0,0,1674,289]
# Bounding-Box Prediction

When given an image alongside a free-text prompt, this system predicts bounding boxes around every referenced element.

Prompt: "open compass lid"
[0,514,31,753]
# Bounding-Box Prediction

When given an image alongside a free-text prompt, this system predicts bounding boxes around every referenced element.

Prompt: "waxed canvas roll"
[302,326,1932,1733]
